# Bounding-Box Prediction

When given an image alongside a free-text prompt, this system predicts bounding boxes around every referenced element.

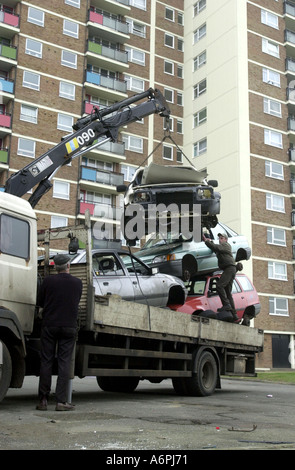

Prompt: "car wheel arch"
[182,254,198,280]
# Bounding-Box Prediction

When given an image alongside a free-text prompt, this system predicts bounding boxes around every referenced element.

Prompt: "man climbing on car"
[202,232,239,322]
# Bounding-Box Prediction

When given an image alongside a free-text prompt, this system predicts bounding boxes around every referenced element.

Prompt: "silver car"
[71,249,187,307]
[135,222,251,280]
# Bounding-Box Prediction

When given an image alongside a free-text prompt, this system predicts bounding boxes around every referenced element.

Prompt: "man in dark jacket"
[203,232,238,321]
[36,253,83,411]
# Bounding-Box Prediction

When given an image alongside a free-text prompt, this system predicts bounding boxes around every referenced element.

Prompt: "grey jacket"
[204,240,235,270]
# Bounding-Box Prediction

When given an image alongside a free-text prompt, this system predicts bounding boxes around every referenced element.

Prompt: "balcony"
[289,148,295,161]
[90,0,130,16]
[79,199,118,219]
[80,165,124,191]
[85,70,127,98]
[291,179,295,193]
[87,39,128,72]
[88,10,129,42]
[286,57,295,73]
[292,210,295,226]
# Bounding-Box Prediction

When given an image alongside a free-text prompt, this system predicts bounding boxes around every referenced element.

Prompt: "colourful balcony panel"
[1,45,17,60]
[88,41,102,55]
[86,70,101,86]
[85,102,99,114]
[0,114,11,128]
[80,201,95,215]
[81,167,96,181]
[0,149,8,163]
[0,78,13,93]
[89,11,103,25]
[3,12,19,27]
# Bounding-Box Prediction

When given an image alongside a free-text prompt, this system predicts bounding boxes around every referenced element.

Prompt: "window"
[17,138,35,158]
[59,81,75,100]
[130,0,146,9]
[177,120,183,134]
[163,144,173,160]
[25,38,42,58]
[267,227,286,246]
[126,76,144,93]
[0,214,30,259]
[65,0,80,7]
[263,98,281,117]
[165,7,174,21]
[51,216,68,228]
[194,108,207,127]
[194,138,207,157]
[264,129,283,148]
[178,12,184,26]
[266,193,285,212]
[178,38,184,52]
[53,180,70,199]
[63,19,79,38]
[194,79,206,98]
[177,65,183,79]
[122,135,143,153]
[164,60,174,75]
[194,51,206,70]
[269,297,289,316]
[194,0,206,15]
[126,47,145,66]
[176,149,183,163]
[127,19,146,37]
[121,164,137,182]
[57,113,73,132]
[194,24,206,43]
[261,10,279,29]
[262,68,280,87]
[23,70,40,91]
[165,33,174,48]
[265,160,284,180]
[268,261,287,280]
[177,92,183,106]
[20,104,38,124]
[27,6,44,27]
[61,50,77,69]
[262,38,279,58]
[164,88,174,103]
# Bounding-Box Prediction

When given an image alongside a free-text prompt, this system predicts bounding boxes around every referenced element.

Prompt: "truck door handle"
[133,281,138,285]
[103,282,109,286]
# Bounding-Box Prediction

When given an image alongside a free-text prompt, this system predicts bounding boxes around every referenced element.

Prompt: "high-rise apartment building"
[1,0,294,369]
[186,0,295,369]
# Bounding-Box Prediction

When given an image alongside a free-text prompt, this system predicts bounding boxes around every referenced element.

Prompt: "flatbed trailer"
[32,214,264,398]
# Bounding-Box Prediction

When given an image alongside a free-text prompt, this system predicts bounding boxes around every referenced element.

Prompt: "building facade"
[186,0,295,369]
[0,0,294,368]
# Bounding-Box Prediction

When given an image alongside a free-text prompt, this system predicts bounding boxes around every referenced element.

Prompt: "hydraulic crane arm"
[4,88,170,208]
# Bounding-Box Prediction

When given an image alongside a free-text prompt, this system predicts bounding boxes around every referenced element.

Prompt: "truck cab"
[0,192,37,334]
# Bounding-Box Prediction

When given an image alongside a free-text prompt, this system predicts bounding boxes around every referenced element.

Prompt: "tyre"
[96,376,139,393]
[0,341,12,403]
[186,350,218,397]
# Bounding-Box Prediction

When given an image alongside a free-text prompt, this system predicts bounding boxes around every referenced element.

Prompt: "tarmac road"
[0,376,294,453]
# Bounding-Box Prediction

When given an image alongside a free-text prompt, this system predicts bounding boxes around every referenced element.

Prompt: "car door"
[92,253,135,301]
[118,252,167,306]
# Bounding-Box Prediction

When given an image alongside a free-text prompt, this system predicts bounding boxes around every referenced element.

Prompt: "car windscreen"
[143,231,192,249]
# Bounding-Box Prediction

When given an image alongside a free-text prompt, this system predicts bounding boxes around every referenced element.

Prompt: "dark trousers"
[38,326,76,403]
[216,265,237,314]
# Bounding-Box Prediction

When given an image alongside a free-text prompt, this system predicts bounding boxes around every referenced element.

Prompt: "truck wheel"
[0,341,12,403]
[186,350,218,397]
[96,376,139,393]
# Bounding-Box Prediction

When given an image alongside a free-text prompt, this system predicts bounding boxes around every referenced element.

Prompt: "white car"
[71,249,187,307]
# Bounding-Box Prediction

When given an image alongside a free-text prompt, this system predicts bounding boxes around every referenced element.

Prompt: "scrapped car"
[135,222,251,280]
[70,249,187,307]
[118,163,221,236]
[172,272,261,325]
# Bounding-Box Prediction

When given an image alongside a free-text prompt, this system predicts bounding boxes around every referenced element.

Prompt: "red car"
[173,272,260,325]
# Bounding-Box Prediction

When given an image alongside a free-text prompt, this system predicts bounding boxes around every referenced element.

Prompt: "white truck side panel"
[0,193,37,334]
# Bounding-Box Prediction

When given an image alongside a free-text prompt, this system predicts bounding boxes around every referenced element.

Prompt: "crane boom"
[4,88,170,208]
